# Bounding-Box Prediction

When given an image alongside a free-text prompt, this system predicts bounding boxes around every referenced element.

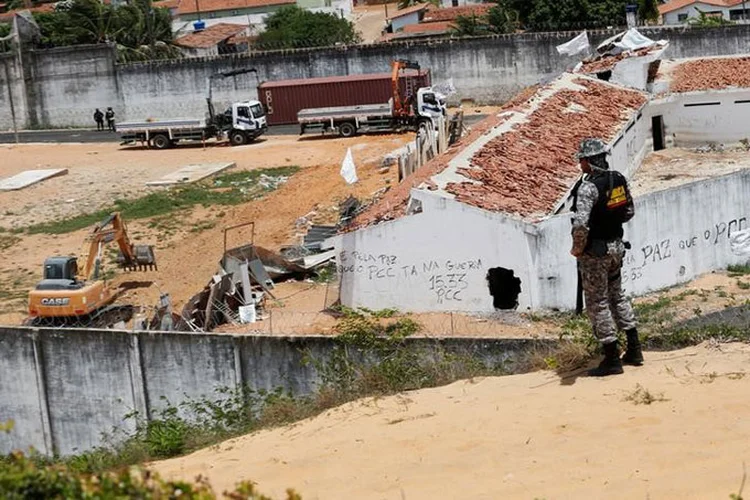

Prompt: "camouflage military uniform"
[572,180,636,344]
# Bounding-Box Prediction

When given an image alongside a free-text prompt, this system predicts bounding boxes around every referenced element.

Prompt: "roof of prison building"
[658,0,743,14]
[174,23,247,48]
[386,3,428,20]
[576,45,665,74]
[177,0,293,15]
[422,3,492,22]
[659,56,750,93]
[350,74,647,229]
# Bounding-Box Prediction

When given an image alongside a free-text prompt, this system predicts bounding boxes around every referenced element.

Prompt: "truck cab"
[225,100,268,146]
[415,87,447,124]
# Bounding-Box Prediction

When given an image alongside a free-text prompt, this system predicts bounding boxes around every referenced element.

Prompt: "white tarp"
[730,229,750,257]
[340,147,358,185]
[596,28,667,56]
[432,78,456,97]
[556,31,590,56]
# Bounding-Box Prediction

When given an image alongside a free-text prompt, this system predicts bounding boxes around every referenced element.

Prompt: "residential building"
[174,22,249,56]
[658,0,750,24]
[385,3,428,32]
[174,0,295,33]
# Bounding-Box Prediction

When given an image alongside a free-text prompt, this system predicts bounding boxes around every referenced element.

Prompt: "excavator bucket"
[118,245,158,271]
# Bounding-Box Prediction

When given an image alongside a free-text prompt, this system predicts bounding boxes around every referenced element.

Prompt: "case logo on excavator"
[41,298,70,306]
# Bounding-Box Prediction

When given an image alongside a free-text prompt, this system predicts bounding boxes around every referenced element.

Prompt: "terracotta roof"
[577,46,661,74]
[175,23,247,48]
[178,0,293,15]
[670,57,750,92]
[0,3,54,22]
[658,0,742,14]
[351,75,647,228]
[422,4,491,22]
[386,3,428,21]
[401,20,455,33]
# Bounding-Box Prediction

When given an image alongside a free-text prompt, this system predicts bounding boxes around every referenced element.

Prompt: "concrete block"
[145,162,235,186]
[0,169,68,191]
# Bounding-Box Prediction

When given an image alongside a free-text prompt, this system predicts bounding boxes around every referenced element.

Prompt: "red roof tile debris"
[0,3,54,22]
[386,3,428,20]
[175,23,247,48]
[658,0,741,14]
[422,4,491,22]
[178,0,293,15]
[578,46,659,74]
[670,57,750,93]
[351,77,646,228]
[349,85,540,230]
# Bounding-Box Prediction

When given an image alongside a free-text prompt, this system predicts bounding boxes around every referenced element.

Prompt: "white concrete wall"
[663,3,729,24]
[391,11,420,32]
[439,0,483,7]
[336,191,539,312]
[536,170,750,310]
[650,89,750,146]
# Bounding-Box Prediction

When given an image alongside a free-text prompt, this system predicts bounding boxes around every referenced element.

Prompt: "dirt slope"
[153,342,750,499]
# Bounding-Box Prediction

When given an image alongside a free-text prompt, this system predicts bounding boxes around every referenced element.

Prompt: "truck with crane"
[119,68,267,149]
[26,212,157,328]
[296,60,447,137]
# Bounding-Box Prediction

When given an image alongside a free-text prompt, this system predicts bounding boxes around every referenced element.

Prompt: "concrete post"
[127,333,150,420]
[30,329,53,455]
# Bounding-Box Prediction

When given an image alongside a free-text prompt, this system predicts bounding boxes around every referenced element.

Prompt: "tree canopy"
[256,6,362,49]
[32,0,179,61]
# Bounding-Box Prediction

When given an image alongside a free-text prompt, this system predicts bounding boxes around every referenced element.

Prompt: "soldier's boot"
[621,328,644,366]
[588,341,624,377]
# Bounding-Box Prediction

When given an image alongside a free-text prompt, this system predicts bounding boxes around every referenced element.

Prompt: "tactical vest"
[573,170,633,242]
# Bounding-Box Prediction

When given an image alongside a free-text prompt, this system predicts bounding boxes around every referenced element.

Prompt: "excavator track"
[25,305,135,329]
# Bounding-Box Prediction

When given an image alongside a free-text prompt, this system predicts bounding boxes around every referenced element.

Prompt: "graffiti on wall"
[622,216,747,284]
[338,250,484,304]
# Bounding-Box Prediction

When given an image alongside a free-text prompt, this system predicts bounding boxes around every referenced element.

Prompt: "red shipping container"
[257,70,432,126]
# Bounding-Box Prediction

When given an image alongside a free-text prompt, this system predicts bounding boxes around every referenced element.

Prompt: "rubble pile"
[671,57,750,93]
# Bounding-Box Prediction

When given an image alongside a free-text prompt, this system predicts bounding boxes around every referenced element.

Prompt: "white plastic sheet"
[556,31,590,56]
[340,147,358,185]
[730,229,750,257]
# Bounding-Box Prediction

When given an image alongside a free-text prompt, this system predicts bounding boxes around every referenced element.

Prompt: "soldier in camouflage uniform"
[571,138,643,377]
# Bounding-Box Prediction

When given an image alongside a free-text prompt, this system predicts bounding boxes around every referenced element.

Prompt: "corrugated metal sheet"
[258,70,432,125]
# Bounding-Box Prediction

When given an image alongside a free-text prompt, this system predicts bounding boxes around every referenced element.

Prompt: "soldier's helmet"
[576,138,609,159]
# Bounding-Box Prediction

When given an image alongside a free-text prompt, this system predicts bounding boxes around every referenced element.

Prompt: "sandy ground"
[631,146,750,196]
[153,342,750,499]
[351,3,395,43]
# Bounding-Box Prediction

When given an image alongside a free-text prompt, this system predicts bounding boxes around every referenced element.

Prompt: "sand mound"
[153,342,750,499]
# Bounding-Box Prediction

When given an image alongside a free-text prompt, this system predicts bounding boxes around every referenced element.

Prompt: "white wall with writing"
[334,193,538,312]
[537,169,750,309]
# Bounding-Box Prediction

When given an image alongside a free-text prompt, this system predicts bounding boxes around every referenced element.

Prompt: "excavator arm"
[77,212,157,281]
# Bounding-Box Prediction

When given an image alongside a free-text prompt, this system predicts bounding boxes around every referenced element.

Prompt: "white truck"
[120,69,268,149]
[297,60,447,137]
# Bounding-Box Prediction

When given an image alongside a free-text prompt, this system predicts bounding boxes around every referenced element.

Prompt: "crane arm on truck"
[391,60,420,118]
[206,68,259,123]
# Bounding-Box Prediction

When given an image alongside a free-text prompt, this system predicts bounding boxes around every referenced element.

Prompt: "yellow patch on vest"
[607,185,627,209]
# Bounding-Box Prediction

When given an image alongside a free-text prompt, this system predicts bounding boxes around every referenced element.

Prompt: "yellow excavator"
[27,212,157,327]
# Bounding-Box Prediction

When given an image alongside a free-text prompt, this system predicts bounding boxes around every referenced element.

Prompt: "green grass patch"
[728,263,750,277]
[22,166,300,235]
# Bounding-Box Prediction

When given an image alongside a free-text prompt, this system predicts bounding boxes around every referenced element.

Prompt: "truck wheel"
[230,130,247,146]
[338,122,356,138]
[151,134,171,150]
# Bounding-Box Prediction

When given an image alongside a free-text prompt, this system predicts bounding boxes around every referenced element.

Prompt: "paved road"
[0,114,488,144]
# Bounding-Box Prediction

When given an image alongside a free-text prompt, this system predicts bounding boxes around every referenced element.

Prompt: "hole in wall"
[486,267,522,310]
[596,70,612,82]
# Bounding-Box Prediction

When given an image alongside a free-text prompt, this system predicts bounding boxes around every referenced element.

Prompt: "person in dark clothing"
[570,138,642,377]
[94,108,104,131]
[105,107,116,132]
